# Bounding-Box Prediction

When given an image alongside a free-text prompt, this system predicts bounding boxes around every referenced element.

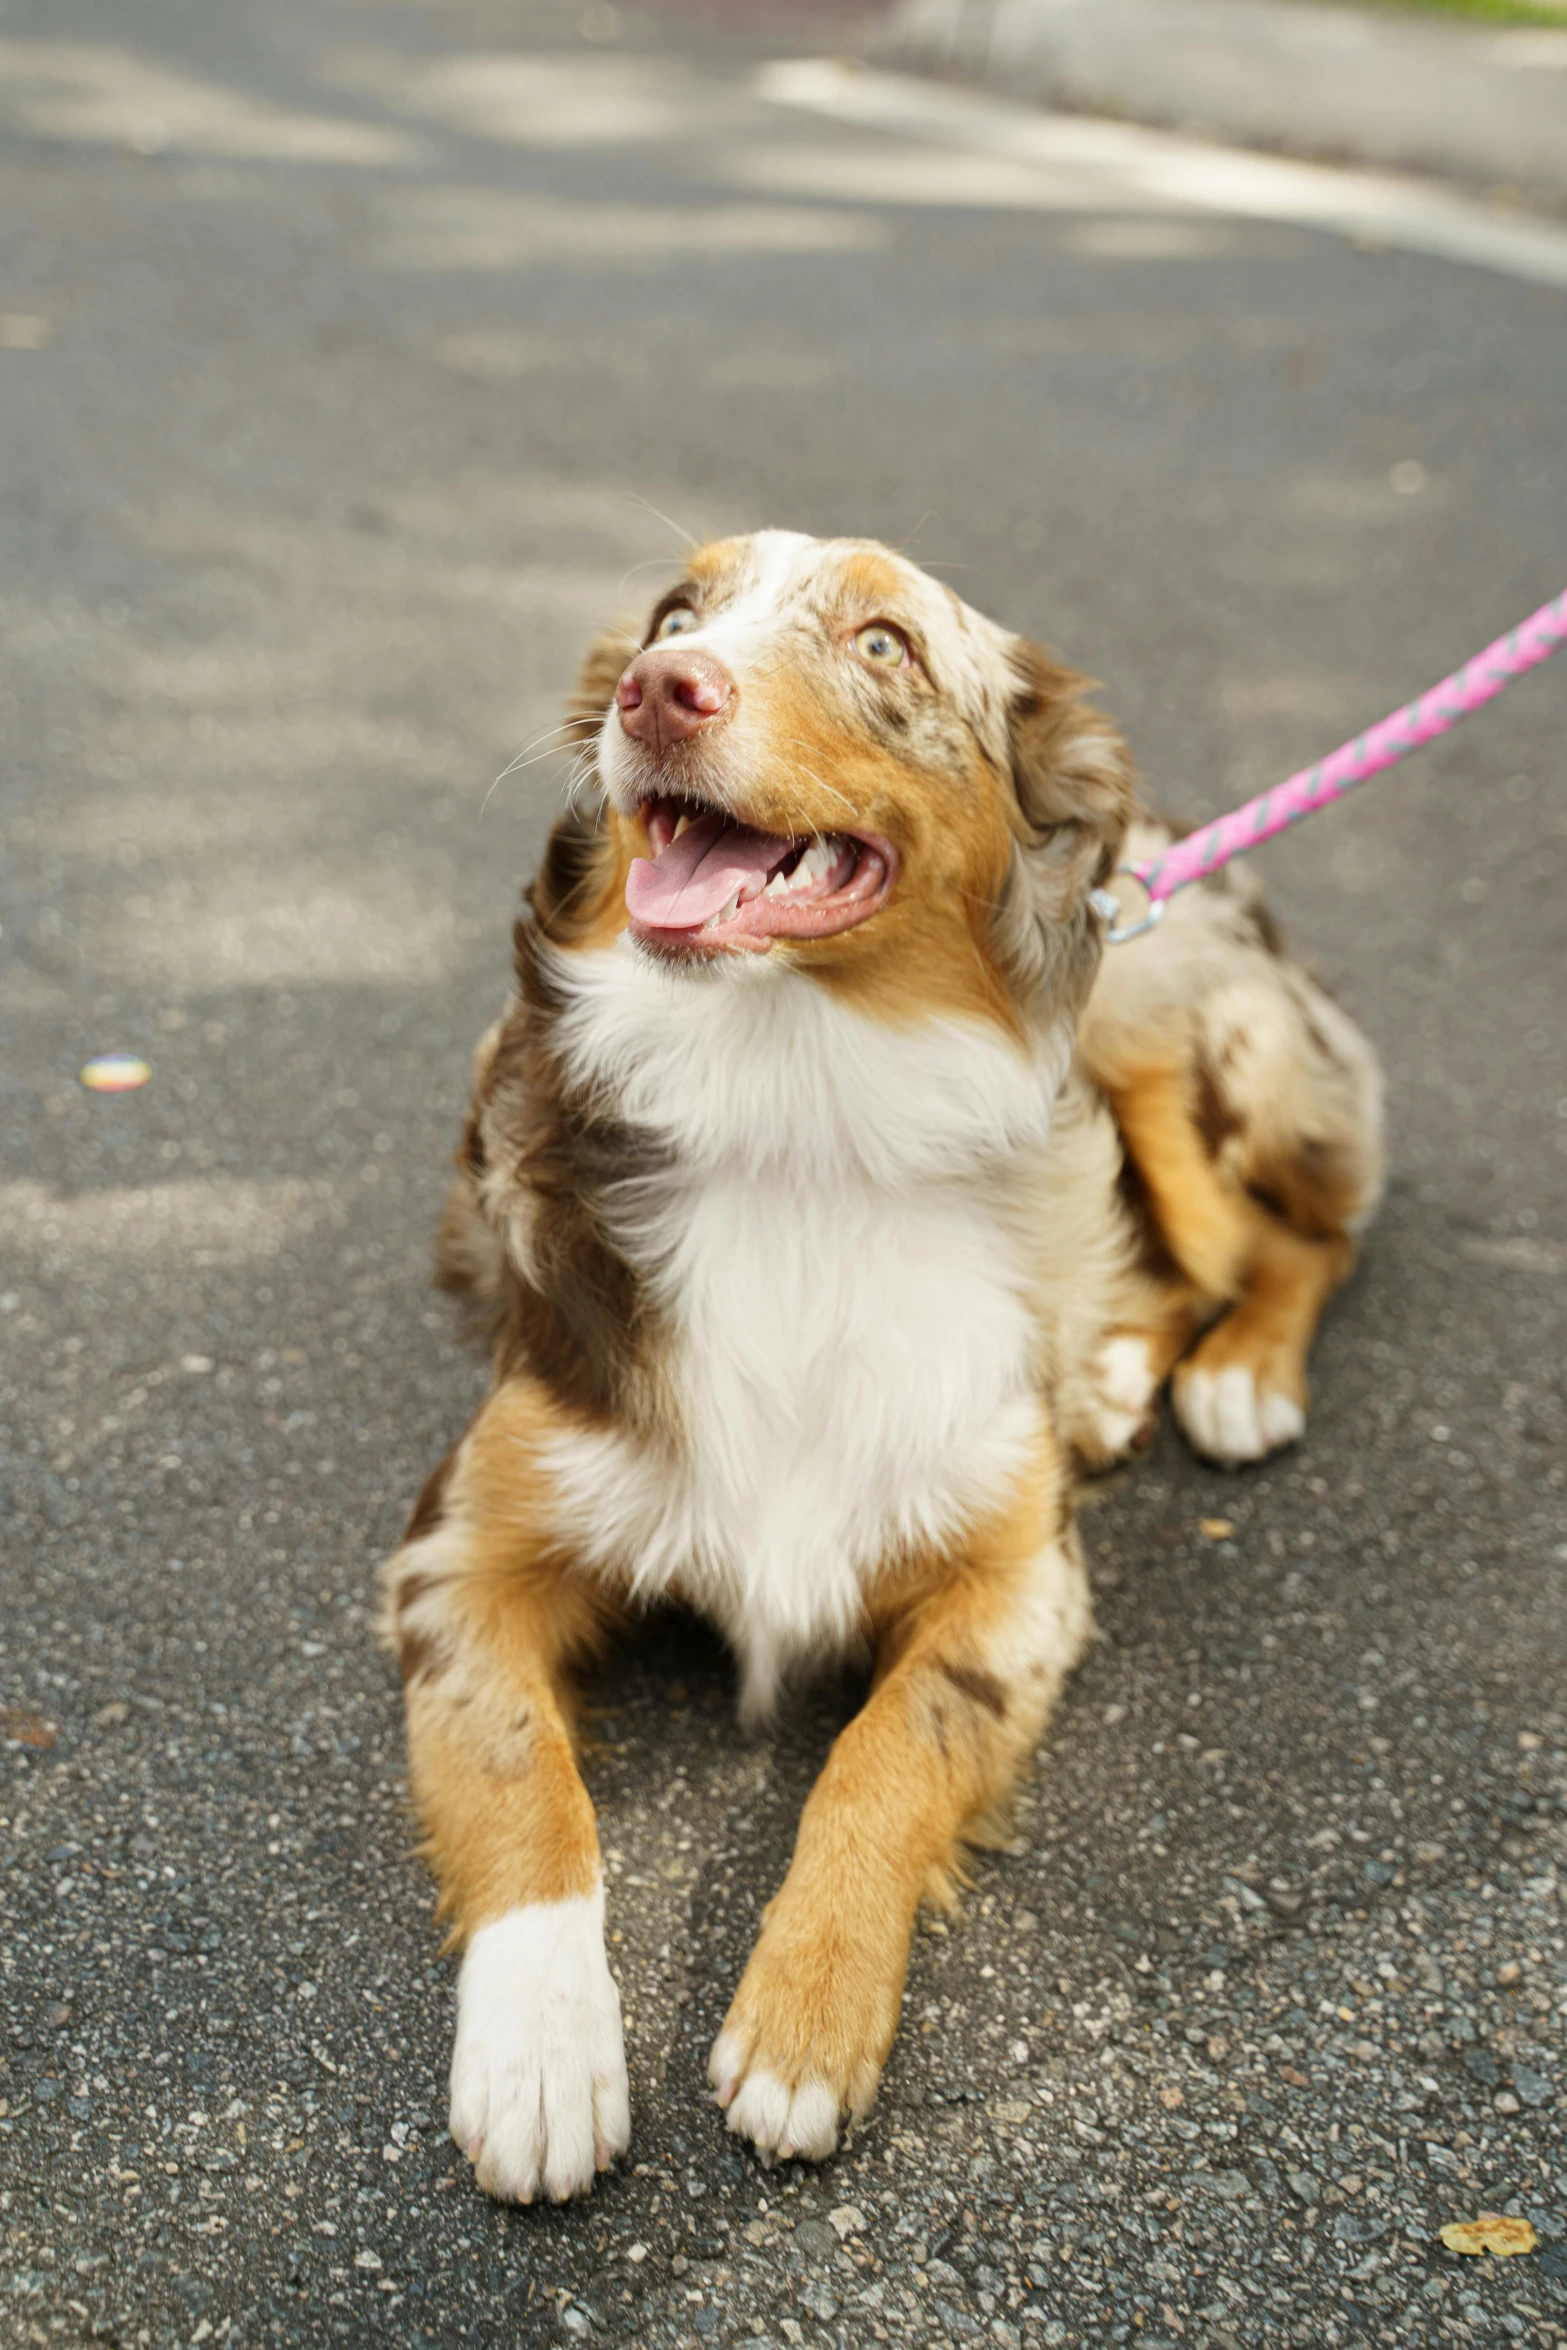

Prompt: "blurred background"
[2,2,1565,2346]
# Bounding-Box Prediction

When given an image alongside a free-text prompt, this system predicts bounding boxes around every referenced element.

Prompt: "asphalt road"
[2,2,1565,2346]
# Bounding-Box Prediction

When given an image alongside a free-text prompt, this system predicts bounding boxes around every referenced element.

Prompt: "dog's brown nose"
[616,646,735,749]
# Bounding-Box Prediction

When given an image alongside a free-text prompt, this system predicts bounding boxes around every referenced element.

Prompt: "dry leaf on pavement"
[1439,2215,1538,2258]
[1,1708,58,1749]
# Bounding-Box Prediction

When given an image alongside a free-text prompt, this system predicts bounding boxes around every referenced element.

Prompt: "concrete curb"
[870,0,1567,207]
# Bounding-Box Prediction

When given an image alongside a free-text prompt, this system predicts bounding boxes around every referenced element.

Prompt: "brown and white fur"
[380,531,1383,2203]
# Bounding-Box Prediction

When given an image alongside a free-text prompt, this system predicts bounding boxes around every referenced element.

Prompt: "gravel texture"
[2,0,1564,2343]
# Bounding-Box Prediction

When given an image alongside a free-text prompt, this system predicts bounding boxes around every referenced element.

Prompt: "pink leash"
[1098,587,1567,943]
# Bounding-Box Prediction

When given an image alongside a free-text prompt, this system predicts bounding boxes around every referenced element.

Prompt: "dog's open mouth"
[626,797,897,953]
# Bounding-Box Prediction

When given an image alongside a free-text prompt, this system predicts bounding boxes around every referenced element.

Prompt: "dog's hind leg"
[1104,1056,1256,1306]
[1095,948,1383,1465]
[1172,1213,1355,1464]
[380,1382,628,2202]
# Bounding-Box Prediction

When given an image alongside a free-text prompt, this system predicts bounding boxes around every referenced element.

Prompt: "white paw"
[1175,1363,1305,1465]
[449,1883,630,2202]
[1088,1333,1159,1457]
[708,2032,840,2163]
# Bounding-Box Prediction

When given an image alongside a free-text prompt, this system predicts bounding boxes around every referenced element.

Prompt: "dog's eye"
[654,606,698,641]
[853,623,908,669]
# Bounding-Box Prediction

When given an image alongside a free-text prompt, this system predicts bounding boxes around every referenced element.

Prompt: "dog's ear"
[1006,638,1138,916]
[518,625,638,950]
[992,640,1139,1014]
[563,625,635,749]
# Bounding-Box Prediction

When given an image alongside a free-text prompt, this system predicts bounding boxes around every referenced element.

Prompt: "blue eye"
[853,624,908,668]
[655,607,698,640]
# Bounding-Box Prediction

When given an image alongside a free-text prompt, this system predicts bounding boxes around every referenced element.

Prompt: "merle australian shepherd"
[380,532,1383,2202]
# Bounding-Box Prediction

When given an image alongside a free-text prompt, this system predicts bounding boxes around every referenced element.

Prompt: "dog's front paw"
[449,1885,630,2203]
[708,1908,898,2164]
[1080,1332,1162,1465]
[1173,1359,1305,1466]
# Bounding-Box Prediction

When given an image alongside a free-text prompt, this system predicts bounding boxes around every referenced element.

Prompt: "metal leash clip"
[1090,873,1165,946]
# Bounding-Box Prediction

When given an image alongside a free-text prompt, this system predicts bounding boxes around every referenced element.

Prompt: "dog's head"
[558,530,1137,1028]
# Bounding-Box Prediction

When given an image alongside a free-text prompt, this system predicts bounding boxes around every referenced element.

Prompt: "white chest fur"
[539,943,1065,1716]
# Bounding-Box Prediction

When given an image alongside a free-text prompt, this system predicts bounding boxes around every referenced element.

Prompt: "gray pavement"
[2,2,1565,2346]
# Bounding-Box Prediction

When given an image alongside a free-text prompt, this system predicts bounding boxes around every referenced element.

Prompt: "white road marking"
[758,59,1567,290]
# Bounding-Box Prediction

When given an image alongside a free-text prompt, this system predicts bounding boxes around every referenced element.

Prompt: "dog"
[381,530,1384,2203]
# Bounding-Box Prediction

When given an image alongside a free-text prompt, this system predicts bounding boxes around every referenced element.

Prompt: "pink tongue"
[626,810,791,931]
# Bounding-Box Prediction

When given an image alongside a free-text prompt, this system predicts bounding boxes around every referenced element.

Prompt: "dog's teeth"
[764,870,791,899]
[672,812,690,840]
[718,891,739,923]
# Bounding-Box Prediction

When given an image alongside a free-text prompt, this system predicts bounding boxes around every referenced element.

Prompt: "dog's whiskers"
[893,510,937,552]
[598,620,646,653]
[615,558,686,600]
[480,737,584,818]
[778,747,855,818]
[564,750,602,819]
[482,720,582,809]
[626,494,699,551]
[499,717,577,766]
